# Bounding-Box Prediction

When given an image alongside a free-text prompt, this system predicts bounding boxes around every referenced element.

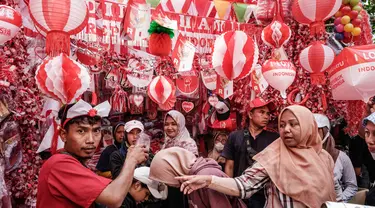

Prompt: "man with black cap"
[221,97,279,208]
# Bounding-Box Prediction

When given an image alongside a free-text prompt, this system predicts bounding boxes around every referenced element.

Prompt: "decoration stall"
[0,0,374,206]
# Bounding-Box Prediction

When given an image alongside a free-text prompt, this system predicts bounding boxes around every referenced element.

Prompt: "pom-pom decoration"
[148,20,175,56]
[299,42,335,85]
[28,0,89,56]
[327,44,375,102]
[35,53,91,104]
[262,59,296,98]
[212,31,259,81]
[292,0,341,34]
[261,0,291,49]
[0,5,22,44]
[147,75,176,110]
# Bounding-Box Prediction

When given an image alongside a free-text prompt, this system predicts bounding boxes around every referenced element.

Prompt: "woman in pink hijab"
[177,105,337,208]
[149,147,246,208]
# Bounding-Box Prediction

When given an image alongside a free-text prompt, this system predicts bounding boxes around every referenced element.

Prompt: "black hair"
[132,178,148,189]
[58,103,102,131]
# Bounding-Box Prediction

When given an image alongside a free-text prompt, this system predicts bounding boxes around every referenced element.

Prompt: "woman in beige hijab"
[177,105,337,208]
[149,147,246,208]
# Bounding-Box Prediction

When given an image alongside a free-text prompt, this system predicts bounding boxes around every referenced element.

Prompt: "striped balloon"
[292,0,341,34]
[299,42,335,85]
[212,31,259,81]
[148,76,175,105]
[0,5,22,44]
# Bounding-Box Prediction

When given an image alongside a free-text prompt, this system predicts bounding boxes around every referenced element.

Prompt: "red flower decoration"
[88,109,97,117]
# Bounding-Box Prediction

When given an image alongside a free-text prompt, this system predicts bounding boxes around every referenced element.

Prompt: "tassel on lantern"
[46,31,71,57]
[148,20,175,56]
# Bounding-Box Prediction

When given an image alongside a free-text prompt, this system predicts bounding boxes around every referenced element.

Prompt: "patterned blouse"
[163,138,199,156]
[234,162,306,208]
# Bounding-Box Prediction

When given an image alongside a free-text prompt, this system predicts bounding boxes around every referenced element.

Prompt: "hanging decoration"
[212,31,259,81]
[148,12,176,57]
[148,75,176,110]
[0,5,22,44]
[327,44,375,102]
[35,53,91,104]
[28,0,89,56]
[261,0,291,53]
[292,0,341,35]
[299,41,335,85]
[262,59,296,98]
[109,86,128,113]
[176,70,200,98]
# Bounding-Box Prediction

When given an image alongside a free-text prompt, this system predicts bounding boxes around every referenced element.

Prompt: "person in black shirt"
[221,97,279,208]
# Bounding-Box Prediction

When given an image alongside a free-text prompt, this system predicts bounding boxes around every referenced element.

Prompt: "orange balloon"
[341,15,351,24]
[344,23,354,32]
[352,27,361,36]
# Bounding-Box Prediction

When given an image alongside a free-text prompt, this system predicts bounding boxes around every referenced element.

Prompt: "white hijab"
[163,110,198,155]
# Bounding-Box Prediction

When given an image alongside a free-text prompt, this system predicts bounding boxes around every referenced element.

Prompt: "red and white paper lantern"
[35,53,91,104]
[262,59,296,98]
[292,0,341,34]
[212,31,259,81]
[299,42,335,85]
[0,5,22,44]
[148,76,176,110]
[327,44,375,102]
[28,0,89,56]
[261,0,291,49]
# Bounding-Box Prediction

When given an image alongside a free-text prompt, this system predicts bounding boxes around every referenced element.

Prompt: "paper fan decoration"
[148,76,176,110]
[35,53,91,104]
[212,31,259,81]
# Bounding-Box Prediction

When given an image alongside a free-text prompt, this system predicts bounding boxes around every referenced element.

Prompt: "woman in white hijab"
[163,110,198,156]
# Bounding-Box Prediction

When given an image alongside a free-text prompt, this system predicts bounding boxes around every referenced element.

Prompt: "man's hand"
[126,145,148,164]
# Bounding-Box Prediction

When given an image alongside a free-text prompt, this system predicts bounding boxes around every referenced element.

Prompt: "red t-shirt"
[36,154,111,208]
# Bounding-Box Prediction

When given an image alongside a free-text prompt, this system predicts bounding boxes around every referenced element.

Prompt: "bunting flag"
[213,0,232,20]
[192,0,216,17]
[232,3,256,23]
[146,0,161,8]
[160,0,194,14]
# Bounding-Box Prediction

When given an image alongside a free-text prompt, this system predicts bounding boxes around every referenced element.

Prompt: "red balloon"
[348,10,359,19]
[341,6,351,15]
[352,18,362,27]
[334,18,342,25]
[344,32,352,38]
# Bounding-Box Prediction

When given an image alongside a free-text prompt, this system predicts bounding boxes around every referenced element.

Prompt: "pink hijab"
[253,105,336,207]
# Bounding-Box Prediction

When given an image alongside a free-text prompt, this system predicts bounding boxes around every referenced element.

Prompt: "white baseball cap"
[363,112,375,127]
[134,167,168,199]
[124,120,144,133]
[313,114,331,130]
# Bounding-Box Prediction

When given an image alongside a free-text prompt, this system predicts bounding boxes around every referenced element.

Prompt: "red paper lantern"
[292,0,341,34]
[299,41,335,85]
[261,0,291,49]
[149,33,172,57]
[28,0,89,56]
[0,5,22,44]
[212,31,259,81]
[35,53,91,104]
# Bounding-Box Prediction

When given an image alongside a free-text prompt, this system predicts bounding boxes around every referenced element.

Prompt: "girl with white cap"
[314,114,358,202]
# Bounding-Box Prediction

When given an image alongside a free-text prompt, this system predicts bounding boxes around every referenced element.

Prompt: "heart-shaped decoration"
[133,95,144,107]
[34,46,47,60]
[208,96,219,107]
[182,101,194,113]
